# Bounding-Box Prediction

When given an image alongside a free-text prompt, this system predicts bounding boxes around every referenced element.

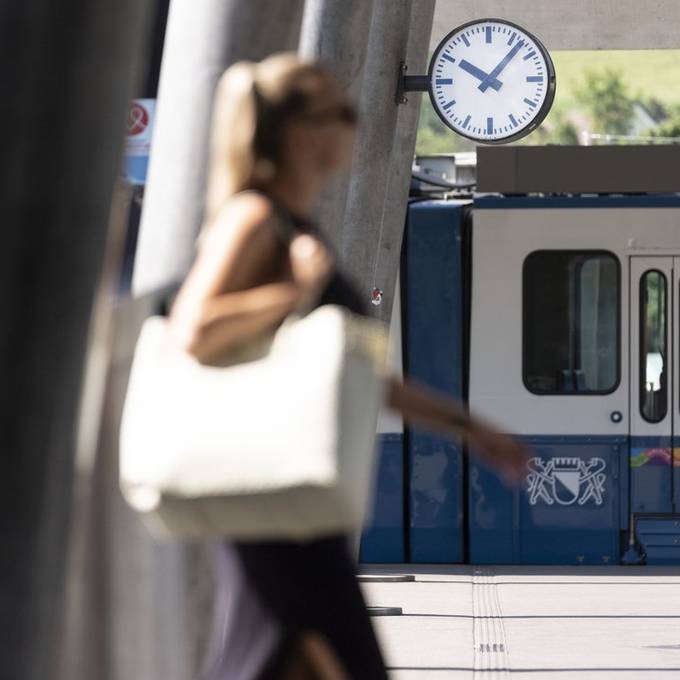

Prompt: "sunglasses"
[301,103,358,126]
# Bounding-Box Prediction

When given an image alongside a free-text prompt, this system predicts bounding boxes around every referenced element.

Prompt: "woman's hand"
[464,420,529,485]
[387,378,530,486]
[289,234,334,312]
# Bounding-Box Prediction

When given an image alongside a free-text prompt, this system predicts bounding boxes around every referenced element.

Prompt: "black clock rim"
[427,17,557,146]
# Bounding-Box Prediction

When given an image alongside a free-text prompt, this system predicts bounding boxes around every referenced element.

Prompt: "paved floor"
[358,565,680,679]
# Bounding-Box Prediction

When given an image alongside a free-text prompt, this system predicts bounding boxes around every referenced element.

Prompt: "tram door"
[629,257,680,515]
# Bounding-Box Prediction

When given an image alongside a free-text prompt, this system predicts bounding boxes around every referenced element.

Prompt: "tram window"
[523,251,619,395]
[640,270,667,423]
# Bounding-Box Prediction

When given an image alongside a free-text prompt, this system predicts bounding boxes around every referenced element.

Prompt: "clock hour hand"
[458,59,502,91]
[479,40,525,93]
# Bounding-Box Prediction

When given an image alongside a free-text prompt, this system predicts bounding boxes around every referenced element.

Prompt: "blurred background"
[4,1,680,679]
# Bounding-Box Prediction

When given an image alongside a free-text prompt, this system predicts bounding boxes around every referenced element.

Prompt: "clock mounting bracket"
[395,61,429,105]
[395,19,556,144]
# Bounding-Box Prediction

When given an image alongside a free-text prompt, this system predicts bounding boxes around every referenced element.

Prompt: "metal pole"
[133,0,305,296]
[0,2,153,679]
[298,0,375,248]
[341,0,435,325]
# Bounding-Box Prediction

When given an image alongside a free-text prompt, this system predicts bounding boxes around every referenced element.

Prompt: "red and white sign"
[128,102,150,136]
[125,98,156,157]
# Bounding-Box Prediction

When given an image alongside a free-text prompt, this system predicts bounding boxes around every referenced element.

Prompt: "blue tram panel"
[469,437,623,565]
[405,202,469,563]
[360,433,405,562]
[360,200,470,563]
[630,436,675,515]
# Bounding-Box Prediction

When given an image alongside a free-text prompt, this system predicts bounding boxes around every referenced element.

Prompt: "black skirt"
[201,538,388,679]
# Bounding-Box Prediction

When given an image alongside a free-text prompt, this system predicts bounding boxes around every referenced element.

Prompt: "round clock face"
[428,18,556,144]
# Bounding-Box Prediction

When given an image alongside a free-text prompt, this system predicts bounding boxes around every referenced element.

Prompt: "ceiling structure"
[432,0,680,51]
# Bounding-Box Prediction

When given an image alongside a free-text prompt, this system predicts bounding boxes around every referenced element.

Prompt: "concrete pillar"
[133,0,305,295]
[342,0,435,325]
[298,0,375,248]
[111,3,305,679]
[0,2,153,679]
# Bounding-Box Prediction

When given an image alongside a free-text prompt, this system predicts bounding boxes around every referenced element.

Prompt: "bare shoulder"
[205,192,278,248]
[187,192,282,295]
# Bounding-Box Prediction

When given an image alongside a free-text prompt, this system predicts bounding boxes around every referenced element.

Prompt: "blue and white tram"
[360,150,680,566]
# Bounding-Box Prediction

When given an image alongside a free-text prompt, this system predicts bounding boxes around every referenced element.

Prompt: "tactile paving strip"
[472,567,510,678]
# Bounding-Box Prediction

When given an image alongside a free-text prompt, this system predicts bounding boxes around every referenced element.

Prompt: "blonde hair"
[204,53,336,228]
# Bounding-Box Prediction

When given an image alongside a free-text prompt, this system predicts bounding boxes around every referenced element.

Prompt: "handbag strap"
[271,202,298,247]
[153,281,183,317]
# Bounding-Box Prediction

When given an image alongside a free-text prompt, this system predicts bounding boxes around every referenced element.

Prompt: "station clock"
[406,19,556,144]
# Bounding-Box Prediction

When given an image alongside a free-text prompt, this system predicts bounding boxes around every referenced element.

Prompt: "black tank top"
[158,195,369,319]
[270,201,369,319]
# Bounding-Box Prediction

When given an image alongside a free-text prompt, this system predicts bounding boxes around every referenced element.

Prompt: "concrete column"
[0,2,153,679]
[133,0,305,295]
[342,0,435,324]
[298,0,375,248]
[116,3,305,679]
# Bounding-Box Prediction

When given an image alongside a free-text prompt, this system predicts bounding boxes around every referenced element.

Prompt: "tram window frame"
[522,249,621,396]
[639,269,668,423]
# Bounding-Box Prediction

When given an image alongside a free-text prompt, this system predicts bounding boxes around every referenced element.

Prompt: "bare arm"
[172,283,301,363]
[168,194,331,363]
[387,377,528,484]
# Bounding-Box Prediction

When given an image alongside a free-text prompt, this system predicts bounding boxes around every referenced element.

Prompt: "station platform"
[359,565,680,679]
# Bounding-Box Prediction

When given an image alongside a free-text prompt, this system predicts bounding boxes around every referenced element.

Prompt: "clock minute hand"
[478,40,525,93]
[458,59,502,92]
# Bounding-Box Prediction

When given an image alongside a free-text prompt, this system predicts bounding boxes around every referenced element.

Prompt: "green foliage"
[518,105,579,146]
[415,97,475,155]
[650,119,680,138]
[552,114,580,145]
[642,97,669,122]
[551,50,680,109]
[648,103,680,138]
[574,69,634,134]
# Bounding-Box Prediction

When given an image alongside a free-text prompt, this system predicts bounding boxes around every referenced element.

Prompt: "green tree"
[415,97,477,155]
[648,103,680,138]
[641,96,668,122]
[574,68,635,134]
[552,116,580,144]
[519,105,579,146]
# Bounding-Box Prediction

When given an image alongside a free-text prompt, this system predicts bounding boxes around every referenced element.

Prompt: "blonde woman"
[169,54,526,680]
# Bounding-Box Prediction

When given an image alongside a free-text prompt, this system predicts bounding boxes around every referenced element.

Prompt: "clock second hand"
[458,59,503,91]
[478,40,525,93]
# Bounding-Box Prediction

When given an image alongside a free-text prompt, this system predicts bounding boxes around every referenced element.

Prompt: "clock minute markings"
[429,23,553,141]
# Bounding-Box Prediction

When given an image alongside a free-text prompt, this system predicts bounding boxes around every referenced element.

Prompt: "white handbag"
[119,305,387,541]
